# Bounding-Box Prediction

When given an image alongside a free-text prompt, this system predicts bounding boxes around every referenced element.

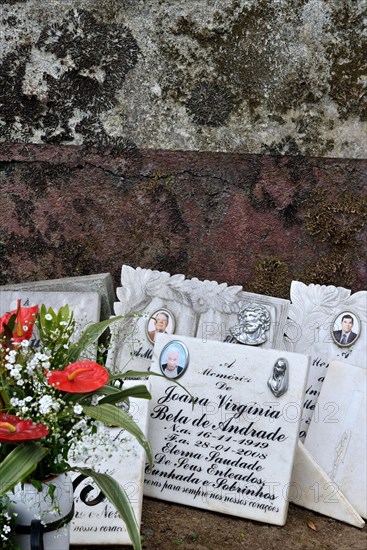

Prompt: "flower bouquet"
[0,300,153,550]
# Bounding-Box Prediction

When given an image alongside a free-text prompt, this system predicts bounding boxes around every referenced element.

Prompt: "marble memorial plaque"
[144,334,310,526]
[285,282,366,440]
[107,265,289,374]
[0,273,115,320]
[305,361,367,519]
[291,442,364,528]
[0,290,101,333]
[70,382,150,545]
[0,290,101,359]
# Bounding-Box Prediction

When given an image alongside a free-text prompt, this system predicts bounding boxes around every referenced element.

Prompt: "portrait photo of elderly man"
[230,303,271,346]
[147,309,175,344]
[332,313,359,346]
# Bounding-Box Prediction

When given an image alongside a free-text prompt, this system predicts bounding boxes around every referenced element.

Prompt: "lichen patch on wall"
[0,0,366,157]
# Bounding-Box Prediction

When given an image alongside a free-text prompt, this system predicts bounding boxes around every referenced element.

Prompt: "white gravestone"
[107,265,289,374]
[0,273,115,320]
[0,290,101,361]
[70,383,150,545]
[291,442,364,528]
[305,361,367,520]
[0,290,101,332]
[284,282,366,440]
[144,334,310,526]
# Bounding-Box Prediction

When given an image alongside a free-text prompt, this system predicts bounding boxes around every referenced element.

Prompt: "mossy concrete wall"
[1,0,366,157]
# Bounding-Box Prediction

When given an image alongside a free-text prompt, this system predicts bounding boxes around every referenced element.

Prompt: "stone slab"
[107,265,289,374]
[0,3,366,159]
[0,290,101,361]
[0,290,101,329]
[305,361,367,520]
[285,282,367,439]
[291,442,364,528]
[144,334,310,526]
[0,273,114,320]
[1,147,367,296]
[70,382,150,545]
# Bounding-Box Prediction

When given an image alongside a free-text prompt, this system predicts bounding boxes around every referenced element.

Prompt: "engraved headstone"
[0,273,114,320]
[107,265,289,374]
[305,361,367,520]
[70,383,150,545]
[0,291,101,333]
[144,334,310,526]
[285,282,366,440]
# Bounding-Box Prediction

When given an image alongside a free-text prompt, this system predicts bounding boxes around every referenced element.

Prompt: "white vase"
[8,473,74,550]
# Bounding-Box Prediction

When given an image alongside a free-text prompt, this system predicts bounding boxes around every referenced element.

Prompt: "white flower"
[39,395,60,414]
[91,394,100,406]
[5,350,17,364]
[45,314,53,321]
[21,339,30,348]
[73,405,83,415]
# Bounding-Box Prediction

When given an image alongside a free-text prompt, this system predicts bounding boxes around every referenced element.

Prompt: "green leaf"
[67,316,125,363]
[99,385,151,405]
[110,371,195,409]
[0,442,49,496]
[82,403,152,466]
[74,467,142,550]
[63,384,125,404]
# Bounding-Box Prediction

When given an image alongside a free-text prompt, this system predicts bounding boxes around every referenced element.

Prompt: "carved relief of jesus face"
[243,311,262,333]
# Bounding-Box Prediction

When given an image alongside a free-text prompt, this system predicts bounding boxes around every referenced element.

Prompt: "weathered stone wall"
[1,1,366,294]
[1,0,366,157]
[0,145,366,294]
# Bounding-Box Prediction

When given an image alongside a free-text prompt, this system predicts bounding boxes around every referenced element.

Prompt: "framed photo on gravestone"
[144,334,310,526]
[107,265,289,374]
[284,282,367,440]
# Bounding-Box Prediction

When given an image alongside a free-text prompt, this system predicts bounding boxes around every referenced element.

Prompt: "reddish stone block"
[0,145,366,297]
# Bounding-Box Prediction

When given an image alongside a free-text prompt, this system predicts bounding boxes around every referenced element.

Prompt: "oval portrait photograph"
[159,341,189,380]
[331,311,361,347]
[146,308,176,345]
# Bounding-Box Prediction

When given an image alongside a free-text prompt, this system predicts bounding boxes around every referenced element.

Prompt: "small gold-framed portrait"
[159,341,189,380]
[331,310,361,347]
[146,308,176,345]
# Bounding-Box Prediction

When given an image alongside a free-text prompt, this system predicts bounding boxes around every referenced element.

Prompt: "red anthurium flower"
[0,299,38,342]
[47,360,109,393]
[0,412,49,442]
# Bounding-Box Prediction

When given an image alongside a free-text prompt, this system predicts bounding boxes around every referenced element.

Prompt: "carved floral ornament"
[115,266,244,316]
